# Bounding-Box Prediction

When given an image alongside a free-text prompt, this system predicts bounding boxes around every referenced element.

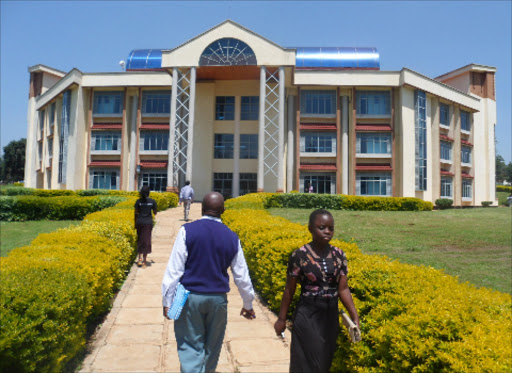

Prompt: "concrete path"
[80,204,290,373]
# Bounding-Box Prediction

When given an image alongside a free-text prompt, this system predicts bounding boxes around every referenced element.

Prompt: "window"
[241,96,259,120]
[440,103,449,127]
[440,177,452,198]
[200,38,257,66]
[356,173,391,196]
[142,91,171,115]
[300,90,336,116]
[90,169,119,189]
[58,90,71,183]
[49,103,56,134]
[213,172,232,199]
[140,171,167,192]
[356,91,391,115]
[461,110,471,132]
[216,96,235,120]
[239,173,257,195]
[301,132,336,154]
[91,131,121,151]
[240,134,258,159]
[462,179,472,199]
[214,134,234,159]
[38,110,45,139]
[47,140,53,162]
[415,90,427,191]
[37,143,43,165]
[461,146,472,165]
[140,131,168,151]
[302,173,336,194]
[356,133,391,154]
[93,91,123,115]
[440,141,452,161]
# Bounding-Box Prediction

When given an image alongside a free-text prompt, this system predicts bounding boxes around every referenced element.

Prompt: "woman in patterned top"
[274,209,360,373]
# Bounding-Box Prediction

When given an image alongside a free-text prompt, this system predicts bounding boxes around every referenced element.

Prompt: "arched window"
[199,38,257,66]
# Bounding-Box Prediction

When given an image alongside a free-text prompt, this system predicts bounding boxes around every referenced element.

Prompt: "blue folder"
[167,283,190,320]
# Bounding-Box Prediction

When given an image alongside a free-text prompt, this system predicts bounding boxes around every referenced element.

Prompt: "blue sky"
[1,0,511,162]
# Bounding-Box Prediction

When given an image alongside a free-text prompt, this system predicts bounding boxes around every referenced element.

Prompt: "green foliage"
[0,196,126,221]
[0,189,175,372]
[263,193,433,211]
[435,198,454,209]
[0,138,25,183]
[481,201,493,207]
[497,185,512,193]
[0,262,90,373]
[224,194,512,373]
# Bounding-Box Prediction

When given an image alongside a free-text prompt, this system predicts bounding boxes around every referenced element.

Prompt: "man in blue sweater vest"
[162,192,256,373]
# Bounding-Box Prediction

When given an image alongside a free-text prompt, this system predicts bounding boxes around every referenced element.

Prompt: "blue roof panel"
[126,49,162,70]
[295,47,380,69]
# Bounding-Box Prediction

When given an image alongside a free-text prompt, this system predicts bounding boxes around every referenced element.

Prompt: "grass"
[270,206,512,294]
[0,220,80,257]
[498,191,510,206]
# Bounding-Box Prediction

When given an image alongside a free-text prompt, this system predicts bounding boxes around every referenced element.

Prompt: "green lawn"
[270,207,512,294]
[498,191,510,206]
[0,220,80,257]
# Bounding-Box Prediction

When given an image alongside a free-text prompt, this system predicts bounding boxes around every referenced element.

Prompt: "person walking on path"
[274,208,360,373]
[162,192,256,373]
[134,185,157,268]
[179,180,194,221]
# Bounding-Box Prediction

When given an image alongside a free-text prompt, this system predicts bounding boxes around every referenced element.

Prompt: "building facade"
[25,20,497,206]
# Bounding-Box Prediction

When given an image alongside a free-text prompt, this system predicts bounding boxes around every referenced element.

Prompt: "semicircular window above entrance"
[199,38,257,66]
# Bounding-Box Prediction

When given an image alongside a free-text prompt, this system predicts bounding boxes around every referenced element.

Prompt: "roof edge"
[435,63,497,81]
[28,64,67,77]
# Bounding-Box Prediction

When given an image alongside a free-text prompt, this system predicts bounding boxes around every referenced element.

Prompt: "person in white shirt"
[179,181,194,221]
[162,192,255,373]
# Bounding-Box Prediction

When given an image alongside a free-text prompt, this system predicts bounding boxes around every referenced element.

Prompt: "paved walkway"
[80,204,290,373]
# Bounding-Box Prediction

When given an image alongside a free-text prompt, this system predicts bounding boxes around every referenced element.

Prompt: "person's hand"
[274,319,286,337]
[240,308,256,320]
[163,306,170,320]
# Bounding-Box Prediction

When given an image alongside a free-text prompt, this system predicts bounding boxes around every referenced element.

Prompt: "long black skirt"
[290,296,340,373]
[136,223,153,255]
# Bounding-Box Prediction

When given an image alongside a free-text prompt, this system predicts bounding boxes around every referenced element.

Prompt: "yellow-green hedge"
[0,192,174,372]
[223,194,512,373]
[497,185,512,193]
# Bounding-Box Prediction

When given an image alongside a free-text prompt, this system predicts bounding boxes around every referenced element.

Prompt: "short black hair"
[139,185,150,199]
[308,209,333,226]
[185,180,190,185]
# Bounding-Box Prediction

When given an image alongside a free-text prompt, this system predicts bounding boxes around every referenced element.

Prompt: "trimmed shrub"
[0,189,175,372]
[435,198,454,209]
[481,201,493,207]
[223,194,512,373]
[497,185,512,193]
[0,261,91,373]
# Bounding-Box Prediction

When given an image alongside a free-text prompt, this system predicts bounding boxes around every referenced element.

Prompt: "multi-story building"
[25,20,497,206]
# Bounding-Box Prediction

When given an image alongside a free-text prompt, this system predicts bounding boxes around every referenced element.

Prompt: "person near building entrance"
[162,192,256,373]
[308,183,314,193]
[273,209,360,373]
[134,185,157,268]
[179,181,195,221]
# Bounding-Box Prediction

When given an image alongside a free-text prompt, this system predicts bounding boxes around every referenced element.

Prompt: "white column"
[277,67,285,192]
[257,66,266,192]
[128,95,138,191]
[168,68,178,190]
[287,95,295,192]
[342,95,349,194]
[186,67,196,182]
[233,96,241,197]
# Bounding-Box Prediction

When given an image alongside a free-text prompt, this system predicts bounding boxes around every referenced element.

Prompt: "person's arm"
[338,275,360,328]
[230,240,256,319]
[134,202,139,229]
[162,227,188,319]
[273,275,297,336]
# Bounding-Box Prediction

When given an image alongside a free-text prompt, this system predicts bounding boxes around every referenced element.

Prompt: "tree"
[1,138,26,183]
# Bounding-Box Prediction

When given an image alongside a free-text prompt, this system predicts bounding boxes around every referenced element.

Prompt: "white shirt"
[162,216,255,310]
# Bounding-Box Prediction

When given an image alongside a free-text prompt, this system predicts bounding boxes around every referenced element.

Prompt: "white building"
[24,20,497,206]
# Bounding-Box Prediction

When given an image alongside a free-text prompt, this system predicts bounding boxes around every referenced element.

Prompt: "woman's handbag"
[341,310,362,342]
[167,283,190,320]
